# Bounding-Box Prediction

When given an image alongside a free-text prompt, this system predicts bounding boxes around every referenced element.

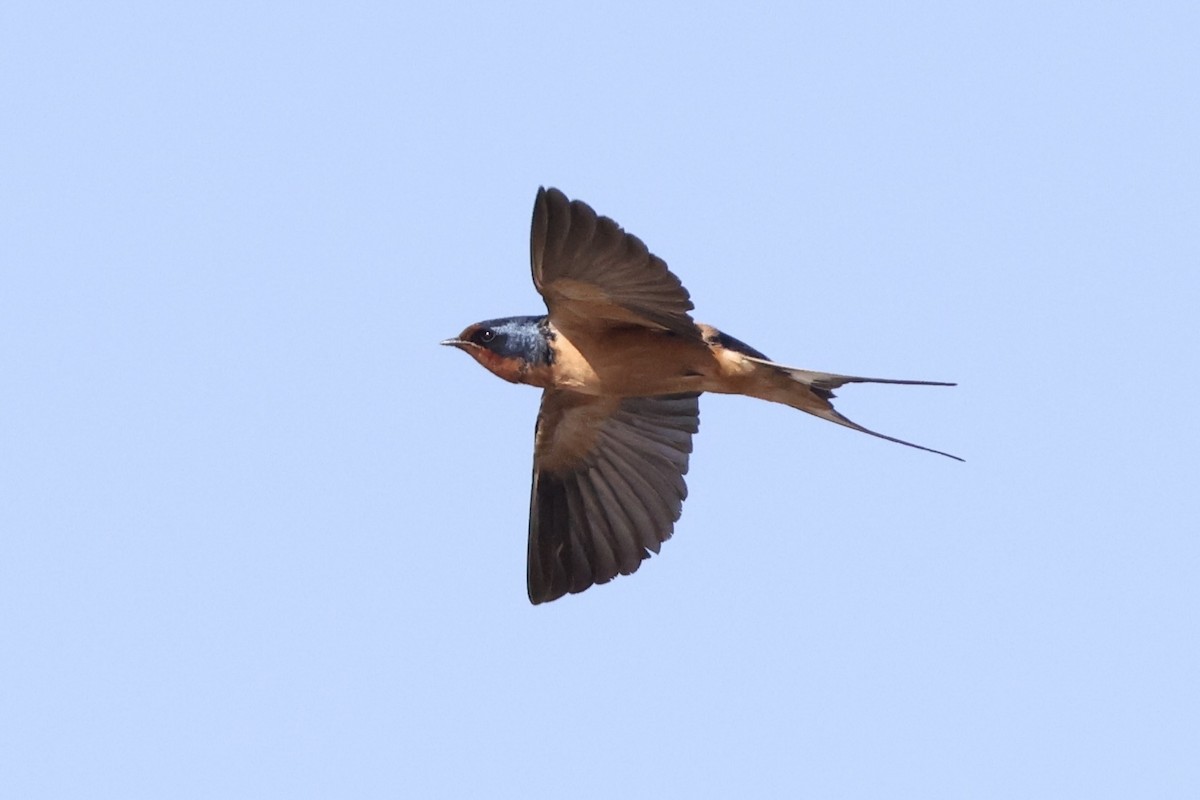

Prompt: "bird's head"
[441,315,552,385]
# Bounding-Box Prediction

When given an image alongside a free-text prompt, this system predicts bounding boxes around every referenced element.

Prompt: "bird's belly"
[550,328,715,397]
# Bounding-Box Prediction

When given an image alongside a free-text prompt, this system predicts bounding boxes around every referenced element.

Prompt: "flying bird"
[443,187,960,604]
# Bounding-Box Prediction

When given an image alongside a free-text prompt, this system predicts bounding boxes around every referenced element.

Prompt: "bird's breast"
[546,326,716,397]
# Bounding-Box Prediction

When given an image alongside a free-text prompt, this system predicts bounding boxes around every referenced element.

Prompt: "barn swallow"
[444,187,960,604]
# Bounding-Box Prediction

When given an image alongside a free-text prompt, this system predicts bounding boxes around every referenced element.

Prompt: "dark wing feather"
[530,187,699,338]
[527,390,700,604]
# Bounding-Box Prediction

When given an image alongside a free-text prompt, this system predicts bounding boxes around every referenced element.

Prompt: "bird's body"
[444,187,960,604]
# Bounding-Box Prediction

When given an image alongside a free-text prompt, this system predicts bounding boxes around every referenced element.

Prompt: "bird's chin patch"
[473,350,528,384]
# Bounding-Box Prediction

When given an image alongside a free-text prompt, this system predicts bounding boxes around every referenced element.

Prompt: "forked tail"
[743,355,964,461]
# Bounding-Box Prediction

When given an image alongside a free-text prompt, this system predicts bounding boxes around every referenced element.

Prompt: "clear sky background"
[2,3,1197,798]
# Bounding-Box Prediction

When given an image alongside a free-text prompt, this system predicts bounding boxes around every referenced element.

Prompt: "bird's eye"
[476,328,496,344]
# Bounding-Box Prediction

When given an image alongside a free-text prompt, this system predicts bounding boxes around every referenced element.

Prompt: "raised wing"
[530,187,699,338]
[527,389,700,604]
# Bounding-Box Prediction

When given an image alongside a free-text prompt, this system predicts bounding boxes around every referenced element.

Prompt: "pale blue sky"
[2,3,1197,797]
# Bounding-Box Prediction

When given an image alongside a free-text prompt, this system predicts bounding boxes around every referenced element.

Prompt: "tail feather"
[743,356,964,462]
